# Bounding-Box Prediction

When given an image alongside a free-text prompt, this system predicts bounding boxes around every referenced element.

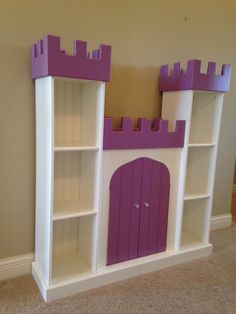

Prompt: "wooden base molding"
[0,253,34,281]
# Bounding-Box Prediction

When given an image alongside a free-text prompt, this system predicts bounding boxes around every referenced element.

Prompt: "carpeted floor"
[1,225,236,314]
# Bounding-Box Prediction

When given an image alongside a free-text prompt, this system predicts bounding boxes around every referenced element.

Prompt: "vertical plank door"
[107,157,170,265]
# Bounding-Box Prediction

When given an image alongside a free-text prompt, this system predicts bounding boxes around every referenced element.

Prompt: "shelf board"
[54,142,99,152]
[53,200,97,221]
[188,143,216,148]
[52,253,93,284]
[184,193,211,201]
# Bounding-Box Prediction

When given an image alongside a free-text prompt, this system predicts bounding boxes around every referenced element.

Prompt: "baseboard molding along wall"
[0,253,34,281]
[210,213,232,231]
[0,214,232,282]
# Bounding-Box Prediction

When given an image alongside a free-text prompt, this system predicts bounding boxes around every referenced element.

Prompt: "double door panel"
[107,157,170,265]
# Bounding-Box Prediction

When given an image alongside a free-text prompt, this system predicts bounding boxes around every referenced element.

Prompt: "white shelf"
[53,200,96,221]
[184,193,211,201]
[54,143,99,152]
[188,143,216,148]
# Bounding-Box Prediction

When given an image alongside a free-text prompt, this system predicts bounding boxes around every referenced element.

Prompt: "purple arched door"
[107,157,170,266]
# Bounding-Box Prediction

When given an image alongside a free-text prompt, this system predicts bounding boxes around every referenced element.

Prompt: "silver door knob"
[144,202,149,207]
[134,203,140,209]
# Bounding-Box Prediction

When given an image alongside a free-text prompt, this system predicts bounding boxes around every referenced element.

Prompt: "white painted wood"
[188,143,216,148]
[52,217,94,282]
[161,91,193,251]
[91,83,106,273]
[33,73,226,302]
[162,91,224,250]
[185,146,214,195]
[181,198,210,247]
[54,79,101,148]
[53,151,97,216]
[54,145,99,151]
[189,92,222,144]
[34,76,105,294]
[202,94,224,242]
[0,254,34,281]
[210,214,232,230]
[184,193,211,201]
[36,244,212,302]
[53,201,96,221]
[35,77,54,286]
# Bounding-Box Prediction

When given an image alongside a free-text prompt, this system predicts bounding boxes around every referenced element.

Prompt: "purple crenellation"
[103,117,186,149]
[159,59,231,92]
[31,35,111,81]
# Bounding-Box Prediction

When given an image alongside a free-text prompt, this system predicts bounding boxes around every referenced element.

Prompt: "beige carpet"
[1,225,236,314]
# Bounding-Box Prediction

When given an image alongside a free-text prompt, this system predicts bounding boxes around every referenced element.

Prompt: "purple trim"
[31,35,111,81]
[159,60,231,92]
[103,117,185,149]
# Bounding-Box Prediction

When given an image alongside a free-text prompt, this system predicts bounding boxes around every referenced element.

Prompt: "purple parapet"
[31,35,111,81]
[159,59,231,92]
[103,117,186,150]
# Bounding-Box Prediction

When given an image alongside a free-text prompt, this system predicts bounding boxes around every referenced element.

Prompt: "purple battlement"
[31,35,111,81]
[159,60,231,92]
[103,117,185,150]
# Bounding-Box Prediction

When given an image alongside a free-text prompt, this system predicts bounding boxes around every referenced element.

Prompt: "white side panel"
[161,91,193,250]
[35,77,54,286]
[89,83,106,272]
[203,94,224,242]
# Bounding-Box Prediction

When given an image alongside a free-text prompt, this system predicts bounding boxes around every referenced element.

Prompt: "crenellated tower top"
[31,35,111,81]
[159,59,231,93]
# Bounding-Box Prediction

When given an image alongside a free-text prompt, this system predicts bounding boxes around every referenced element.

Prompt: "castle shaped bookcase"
[31,35,231,301]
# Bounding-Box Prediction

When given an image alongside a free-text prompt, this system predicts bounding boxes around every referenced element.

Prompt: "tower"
[160,59,231,251]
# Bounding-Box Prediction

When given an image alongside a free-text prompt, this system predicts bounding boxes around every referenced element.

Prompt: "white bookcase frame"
[33,77,105,288]
[33,81,226,302]
[161,90,224,250]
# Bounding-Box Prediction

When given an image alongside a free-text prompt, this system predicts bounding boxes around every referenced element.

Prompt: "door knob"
[134,203,140,209]
[144,202,149,207]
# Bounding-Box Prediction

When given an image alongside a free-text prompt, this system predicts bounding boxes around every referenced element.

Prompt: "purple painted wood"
[159,59,231,92]
[138,158,153,257]
[128,159,143,260]
[147,162,162,255]
[31,35,111,81]
[107,157,170,266]
[107,159,143,265]
[103,117,185,150]
[107,169,121,265]
[117,164,133,263]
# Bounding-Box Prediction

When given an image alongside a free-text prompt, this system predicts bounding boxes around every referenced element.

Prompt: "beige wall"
[0,0,236,258]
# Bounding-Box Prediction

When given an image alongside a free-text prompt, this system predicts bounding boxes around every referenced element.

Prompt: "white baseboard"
[0,253,34,281]
[210,214,232,231]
